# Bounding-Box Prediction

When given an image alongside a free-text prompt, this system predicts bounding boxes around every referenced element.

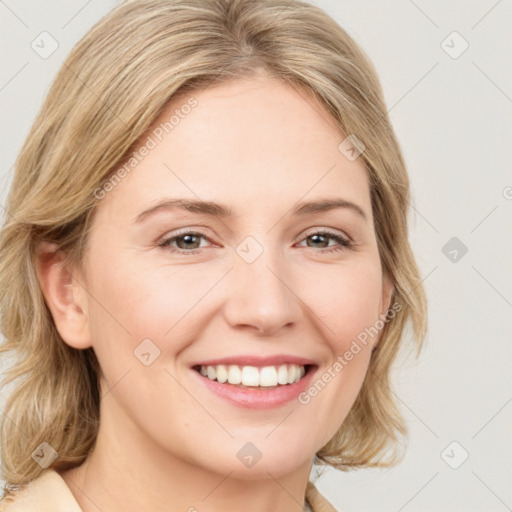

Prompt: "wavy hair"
[0,0,427,496]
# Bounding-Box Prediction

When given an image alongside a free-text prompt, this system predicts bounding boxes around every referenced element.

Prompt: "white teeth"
[242,366,260,386]
[259,366,278,387]
[216,364,228,383]
[227,365,242,384]
[206,365,216,380]
[277,364,288,385]
[197,363,306,387]
[287,365,297,384]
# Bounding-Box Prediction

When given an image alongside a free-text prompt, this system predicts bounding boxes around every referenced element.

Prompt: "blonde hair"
[0,0,427,495]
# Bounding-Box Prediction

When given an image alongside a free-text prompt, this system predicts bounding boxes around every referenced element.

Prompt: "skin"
[37,74,393,512]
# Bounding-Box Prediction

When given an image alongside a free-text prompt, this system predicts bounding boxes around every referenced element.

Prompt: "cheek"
[86,250,186,334]
[82,258,222,448]
[299,259,385,348]
[84,253,223,378]
[294,261,384,439]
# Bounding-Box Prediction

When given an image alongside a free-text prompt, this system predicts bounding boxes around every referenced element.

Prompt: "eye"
[296,230,353,253]
[157,230,214,254]
[157,228,353,255]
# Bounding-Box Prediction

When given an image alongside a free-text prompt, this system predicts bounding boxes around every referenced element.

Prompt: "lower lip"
[192,366,317,409]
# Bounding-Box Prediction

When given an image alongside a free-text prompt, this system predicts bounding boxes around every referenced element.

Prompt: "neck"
[60,388,314,512]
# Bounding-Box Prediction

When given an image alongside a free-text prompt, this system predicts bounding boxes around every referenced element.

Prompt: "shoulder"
[0,469,82,512]
[306,480,341,512]
[306,480,340,512]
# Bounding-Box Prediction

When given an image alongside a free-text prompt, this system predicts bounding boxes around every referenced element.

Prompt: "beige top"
[0,469,339,511]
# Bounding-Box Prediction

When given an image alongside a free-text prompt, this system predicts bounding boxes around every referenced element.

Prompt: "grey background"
[1,1,511,511]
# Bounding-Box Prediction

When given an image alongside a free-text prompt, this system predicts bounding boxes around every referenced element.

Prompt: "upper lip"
[191,354,317,368]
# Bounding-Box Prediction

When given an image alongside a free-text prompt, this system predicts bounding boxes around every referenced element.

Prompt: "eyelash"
[157,229,353,255]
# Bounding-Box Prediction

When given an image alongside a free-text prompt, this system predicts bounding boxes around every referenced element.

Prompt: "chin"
[198,433,315,480]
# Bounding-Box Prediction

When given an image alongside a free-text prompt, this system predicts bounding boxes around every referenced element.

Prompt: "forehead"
[99,77,371,223]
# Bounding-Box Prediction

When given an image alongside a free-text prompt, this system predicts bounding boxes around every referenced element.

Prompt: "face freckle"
[79,76,392,481]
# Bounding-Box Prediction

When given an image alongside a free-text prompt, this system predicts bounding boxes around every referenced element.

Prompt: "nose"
[222,246,303,336]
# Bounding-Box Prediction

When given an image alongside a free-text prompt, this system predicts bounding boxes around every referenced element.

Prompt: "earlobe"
[35,241,92,350]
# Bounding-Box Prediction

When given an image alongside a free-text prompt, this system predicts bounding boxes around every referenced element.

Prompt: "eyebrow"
[134,197,367,223]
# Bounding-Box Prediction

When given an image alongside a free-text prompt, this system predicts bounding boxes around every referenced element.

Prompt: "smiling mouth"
[192,363,313,389]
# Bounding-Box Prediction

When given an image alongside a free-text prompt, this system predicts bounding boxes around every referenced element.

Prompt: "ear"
[372,274,394,352]
[380,273,394,318]
[35,241,92,349]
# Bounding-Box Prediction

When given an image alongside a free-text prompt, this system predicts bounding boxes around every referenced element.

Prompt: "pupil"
[179,234,199,249]
[310,234,327,248]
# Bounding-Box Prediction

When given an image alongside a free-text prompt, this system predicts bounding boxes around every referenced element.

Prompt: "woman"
[0,0,427,510]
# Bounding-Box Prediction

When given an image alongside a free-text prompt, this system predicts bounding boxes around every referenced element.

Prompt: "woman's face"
[73,76,392,479]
